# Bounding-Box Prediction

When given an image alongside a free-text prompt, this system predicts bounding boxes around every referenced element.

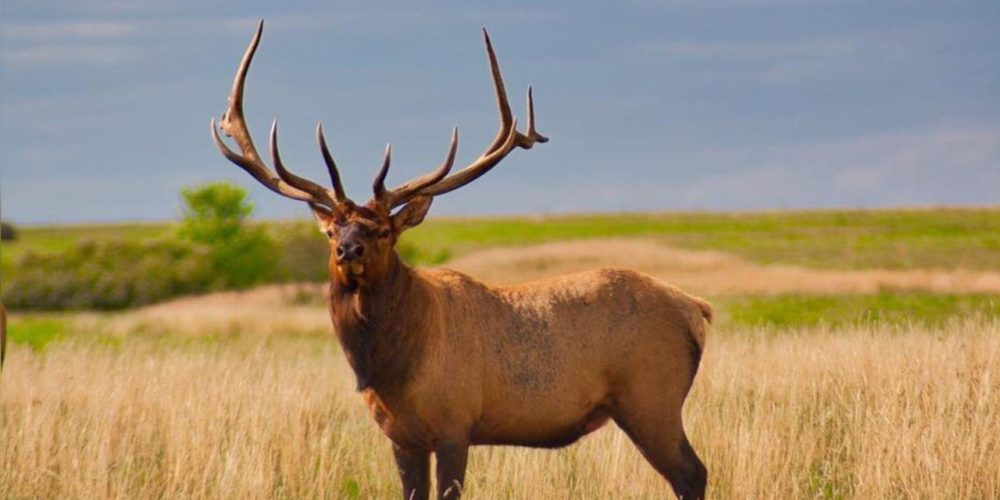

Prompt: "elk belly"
[471,399,613,449]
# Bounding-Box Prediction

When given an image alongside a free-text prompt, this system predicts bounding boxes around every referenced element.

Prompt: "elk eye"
[378,229,391,239]
[325,229,334,238]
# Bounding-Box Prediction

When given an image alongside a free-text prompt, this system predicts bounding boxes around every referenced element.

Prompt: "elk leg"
[434,442,469,499]
[614,395,707,499]
[393,444,430,500]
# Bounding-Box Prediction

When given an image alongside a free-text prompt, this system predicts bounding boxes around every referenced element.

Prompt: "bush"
[2,239,214,310]
[178,182,278,289]
[1,221,16,241]
[0,181,456,310]
[272,221,330,283]
[396,239,451,266]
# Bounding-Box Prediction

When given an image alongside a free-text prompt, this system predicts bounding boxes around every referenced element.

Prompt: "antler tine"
[212,19,340,209]
[420,118,519,198]
[482,28,515,156]
[372,144,392,202]
[270,120,341,204]
[316,123,348,202]
[382,128,459,208]
[219,20,264,162]
[521,86,549,147]
[211,119,315,203]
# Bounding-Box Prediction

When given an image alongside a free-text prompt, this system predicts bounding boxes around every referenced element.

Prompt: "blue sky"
[1,0,998,224]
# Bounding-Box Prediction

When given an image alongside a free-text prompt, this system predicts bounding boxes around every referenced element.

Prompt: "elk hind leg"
[614,392,706,499]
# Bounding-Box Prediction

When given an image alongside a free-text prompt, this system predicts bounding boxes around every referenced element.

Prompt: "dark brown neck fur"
[328,252,430,393]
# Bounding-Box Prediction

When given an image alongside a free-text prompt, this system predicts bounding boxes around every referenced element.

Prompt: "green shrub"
[271,221,330,283]
[2,239,214,310]
[178,182,278,288]
[0,182,462,311]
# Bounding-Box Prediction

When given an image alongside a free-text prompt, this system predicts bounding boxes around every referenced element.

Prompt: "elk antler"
[211,20,346,209]
[373,130,459,207]
[375,29,548,209]
[213,22,547,212]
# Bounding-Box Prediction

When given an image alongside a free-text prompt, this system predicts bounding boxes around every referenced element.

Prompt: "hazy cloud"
[2,44,138,68]
[678,124,1000,208]
[640,28,929,83]
[2,21,138,42]
[647,39,855,59]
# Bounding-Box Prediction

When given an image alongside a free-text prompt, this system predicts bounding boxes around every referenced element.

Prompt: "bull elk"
[212,21,711,499]
[1,305,6,371]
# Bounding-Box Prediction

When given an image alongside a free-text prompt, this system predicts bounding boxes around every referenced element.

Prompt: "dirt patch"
[444,239,1000,295]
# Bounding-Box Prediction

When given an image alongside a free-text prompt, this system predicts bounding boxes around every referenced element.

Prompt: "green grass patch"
[6,316,68,352]
[718,292,1000,329]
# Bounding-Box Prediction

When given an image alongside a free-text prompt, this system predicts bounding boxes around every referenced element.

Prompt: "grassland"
[1,222,169,266]
[405,207,1000,271]
[2,207,998,498]
[1,310,996,499]
[4,207,999,271]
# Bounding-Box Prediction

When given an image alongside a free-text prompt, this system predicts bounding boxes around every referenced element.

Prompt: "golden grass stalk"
[1,319,996,498]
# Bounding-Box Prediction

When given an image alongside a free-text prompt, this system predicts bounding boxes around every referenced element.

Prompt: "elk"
[1,305,6,371]
[212,21,711,500]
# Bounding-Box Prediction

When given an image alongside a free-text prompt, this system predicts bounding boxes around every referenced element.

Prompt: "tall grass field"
[2,207,998,498]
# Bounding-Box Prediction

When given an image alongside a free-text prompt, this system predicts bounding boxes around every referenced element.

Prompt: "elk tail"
[677,294,711,386]
[693,295,713,325]
[687,294,712,353]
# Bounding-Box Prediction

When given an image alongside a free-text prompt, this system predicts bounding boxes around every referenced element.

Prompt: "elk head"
[212,20,547,290]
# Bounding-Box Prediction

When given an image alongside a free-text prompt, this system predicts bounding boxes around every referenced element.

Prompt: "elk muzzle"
[335,227,368,277]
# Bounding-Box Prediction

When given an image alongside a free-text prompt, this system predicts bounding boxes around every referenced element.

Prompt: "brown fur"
[313,201,710,499]
[1,305,6,371]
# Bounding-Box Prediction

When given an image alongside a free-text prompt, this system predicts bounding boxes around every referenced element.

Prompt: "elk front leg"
[434,442,469,499]
[393,444,430,500]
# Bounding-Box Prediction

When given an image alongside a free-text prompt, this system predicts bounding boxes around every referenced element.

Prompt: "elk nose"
[336,241,365,262]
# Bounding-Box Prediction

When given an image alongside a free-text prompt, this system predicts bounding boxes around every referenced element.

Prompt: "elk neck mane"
[327,251,432,393]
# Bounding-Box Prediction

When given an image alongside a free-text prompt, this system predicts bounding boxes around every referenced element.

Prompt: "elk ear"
[391,196,433,232]
[309,203,337,234]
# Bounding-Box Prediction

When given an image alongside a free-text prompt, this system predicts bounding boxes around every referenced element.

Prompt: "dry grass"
[3,240,996,498]
[2,314,997,499]
[82,284,331,339]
